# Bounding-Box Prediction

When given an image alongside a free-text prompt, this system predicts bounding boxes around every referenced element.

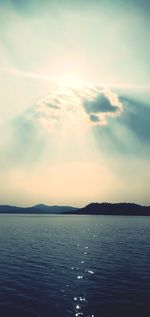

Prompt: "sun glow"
[60,72,83,88]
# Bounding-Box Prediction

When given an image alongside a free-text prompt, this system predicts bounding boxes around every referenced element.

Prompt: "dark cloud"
[93,93,150,158]
[47,103,60,109]
[89,114,100,123]
[83,93,118,114]
[119,96,150,143]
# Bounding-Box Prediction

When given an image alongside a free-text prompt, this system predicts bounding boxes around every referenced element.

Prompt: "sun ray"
[1,67,150,91]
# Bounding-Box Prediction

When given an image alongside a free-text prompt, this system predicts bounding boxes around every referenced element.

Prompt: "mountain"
[0,203,150,215]
[0,204,77,214]
[64,202,150,216]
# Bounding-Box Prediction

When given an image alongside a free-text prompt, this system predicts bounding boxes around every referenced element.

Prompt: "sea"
[0,214,150,317]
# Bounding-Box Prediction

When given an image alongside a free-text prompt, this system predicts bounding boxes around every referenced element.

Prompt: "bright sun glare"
[60,72,83,88]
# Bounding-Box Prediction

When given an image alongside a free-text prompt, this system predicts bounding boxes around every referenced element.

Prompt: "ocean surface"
[0,215,150,317]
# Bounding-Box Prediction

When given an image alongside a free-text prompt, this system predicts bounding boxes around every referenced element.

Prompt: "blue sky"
[0,0,150,206]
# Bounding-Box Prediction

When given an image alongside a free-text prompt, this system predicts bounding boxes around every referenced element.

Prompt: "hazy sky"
[0,0,150,207]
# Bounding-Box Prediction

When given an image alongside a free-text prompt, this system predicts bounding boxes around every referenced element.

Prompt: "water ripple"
[0,215,150,317]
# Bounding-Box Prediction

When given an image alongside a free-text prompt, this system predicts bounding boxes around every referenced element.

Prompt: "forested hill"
[64,203,150,215]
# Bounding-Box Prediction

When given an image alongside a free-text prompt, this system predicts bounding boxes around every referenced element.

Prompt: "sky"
[0,0,150,207]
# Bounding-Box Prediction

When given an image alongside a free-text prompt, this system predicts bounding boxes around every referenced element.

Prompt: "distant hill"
[1,203,150,215]
[0,204,77,214]
[64,202,150,216]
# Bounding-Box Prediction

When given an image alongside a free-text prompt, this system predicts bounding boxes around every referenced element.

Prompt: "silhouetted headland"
[65,202,150,215]
[0,202,150,215]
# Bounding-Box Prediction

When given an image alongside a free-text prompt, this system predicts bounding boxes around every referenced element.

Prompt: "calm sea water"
[0,215,150,317]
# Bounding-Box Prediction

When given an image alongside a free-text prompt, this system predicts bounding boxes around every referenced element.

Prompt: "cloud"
[0,84,125,169]
[89,114,100,123]
[84,93,118,113]
[1,83,150,206]
[83,89,123,125]
[93,92,150,158]
[119,96,150,143]
[32,85,123,131]
[2,84,150,170]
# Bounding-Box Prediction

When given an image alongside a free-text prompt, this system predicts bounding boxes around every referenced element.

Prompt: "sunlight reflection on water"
[71,225,97,317]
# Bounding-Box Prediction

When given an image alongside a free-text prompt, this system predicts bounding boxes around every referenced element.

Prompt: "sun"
[60,72,83,88]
